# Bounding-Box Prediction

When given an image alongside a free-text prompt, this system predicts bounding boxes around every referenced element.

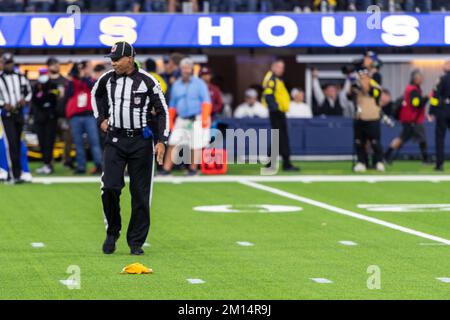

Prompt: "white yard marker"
[31,242,45,248]
[436,278,450,283]
[187,279,205,284]
[240,180,450,246]
[311,278,333,284]
[236,241,254,247]
[143,242,151,247]
[59,279,78,286]
[339,241,358,246]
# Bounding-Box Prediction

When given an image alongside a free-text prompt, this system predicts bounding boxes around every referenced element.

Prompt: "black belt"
[108,127,143,138]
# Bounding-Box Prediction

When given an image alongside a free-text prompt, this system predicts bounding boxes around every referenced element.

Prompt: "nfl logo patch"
[111,44,117,53]
[134,96,141,105]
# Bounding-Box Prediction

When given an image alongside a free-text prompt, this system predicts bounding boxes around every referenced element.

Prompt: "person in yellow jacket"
[262,59,299,172]
[145,58,167,94]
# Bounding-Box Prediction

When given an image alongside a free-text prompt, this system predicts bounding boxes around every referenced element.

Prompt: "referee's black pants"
[101,130,154,248]
[269,110,292,168]
[1,112,23,180]
[435,108,450,168]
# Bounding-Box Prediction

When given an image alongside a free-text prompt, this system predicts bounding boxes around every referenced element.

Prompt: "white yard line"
[240,180,450,246]
[29,175,450,184]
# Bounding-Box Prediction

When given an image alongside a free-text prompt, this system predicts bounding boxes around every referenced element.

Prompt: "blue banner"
[0,13,449,48]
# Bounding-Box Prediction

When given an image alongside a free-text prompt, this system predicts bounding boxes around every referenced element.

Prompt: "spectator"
[404,0,432,12]
[286,88,313,119]
[57,0,86,11]
[312,69,344,117]
[133,0,167,12]
[0,0,24,12]
[162,57,212,176]
[234,88,268,118]
[114,0,134,11]
[434,0,450,11]
[65,61,103,174]
[87,0,113,12]
[347,0,391,11]
[168,0,198,12]
[28,0,54,11]
[160,53,183,99]
[31,69,60,175]
[199,66,224,118]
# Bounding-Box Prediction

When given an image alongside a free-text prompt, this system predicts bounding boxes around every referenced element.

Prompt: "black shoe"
[283,165,300,172]
[158,169,171,176]
[63,161,75,170]
[186,169,198,176]
[102,234,119,254]
[13,179,26,185]
[130,246,144,255]
[435,165,444,172]
[90,165,103,175]
[73,169,86,175]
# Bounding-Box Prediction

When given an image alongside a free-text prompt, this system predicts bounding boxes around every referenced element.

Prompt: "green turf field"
[2,161,450,299]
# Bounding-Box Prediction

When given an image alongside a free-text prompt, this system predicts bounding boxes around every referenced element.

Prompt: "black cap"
[46,57,59,66]
[105,41,136,60]
[1,52,14,64]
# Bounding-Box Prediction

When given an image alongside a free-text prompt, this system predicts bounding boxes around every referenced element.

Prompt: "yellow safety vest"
[262,71,290,113]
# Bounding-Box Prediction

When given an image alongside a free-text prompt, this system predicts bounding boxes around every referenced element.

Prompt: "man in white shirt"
[234,88,268,118]
[286,88,313,118]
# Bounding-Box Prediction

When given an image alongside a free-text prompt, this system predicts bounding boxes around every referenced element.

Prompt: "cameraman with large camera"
[348,67,385,172]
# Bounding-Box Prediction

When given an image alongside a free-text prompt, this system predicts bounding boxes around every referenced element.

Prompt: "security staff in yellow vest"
[262,59,299,171]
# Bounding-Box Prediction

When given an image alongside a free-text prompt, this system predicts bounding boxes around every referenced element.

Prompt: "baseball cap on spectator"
[1,52,14,64]
[199,66,211,77]
[46,57,59,66]
[105,41,136,60]
[245,88,258,99]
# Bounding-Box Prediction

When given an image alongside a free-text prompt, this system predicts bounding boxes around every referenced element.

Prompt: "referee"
[91,41,168,255]
[0,52,32,183]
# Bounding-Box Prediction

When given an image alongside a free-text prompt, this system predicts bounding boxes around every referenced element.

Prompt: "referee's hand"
[100,120,109,133]
[155,143,166,165]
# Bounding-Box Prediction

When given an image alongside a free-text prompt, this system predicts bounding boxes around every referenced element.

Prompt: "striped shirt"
[0,71,32,112]
[91,67,169,142]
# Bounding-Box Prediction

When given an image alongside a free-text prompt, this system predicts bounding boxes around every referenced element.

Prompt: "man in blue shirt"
[162,58,212,175]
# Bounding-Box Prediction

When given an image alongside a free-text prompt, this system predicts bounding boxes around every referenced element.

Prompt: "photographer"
[385,70,431,164]
[31,69,60,175]
[350,68,385,172]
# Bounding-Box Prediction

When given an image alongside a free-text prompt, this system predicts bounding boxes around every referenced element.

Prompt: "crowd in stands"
[1,0,450,13]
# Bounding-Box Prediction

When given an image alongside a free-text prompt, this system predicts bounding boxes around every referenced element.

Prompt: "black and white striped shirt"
[91,67,169,142]
[0,71,32,111]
